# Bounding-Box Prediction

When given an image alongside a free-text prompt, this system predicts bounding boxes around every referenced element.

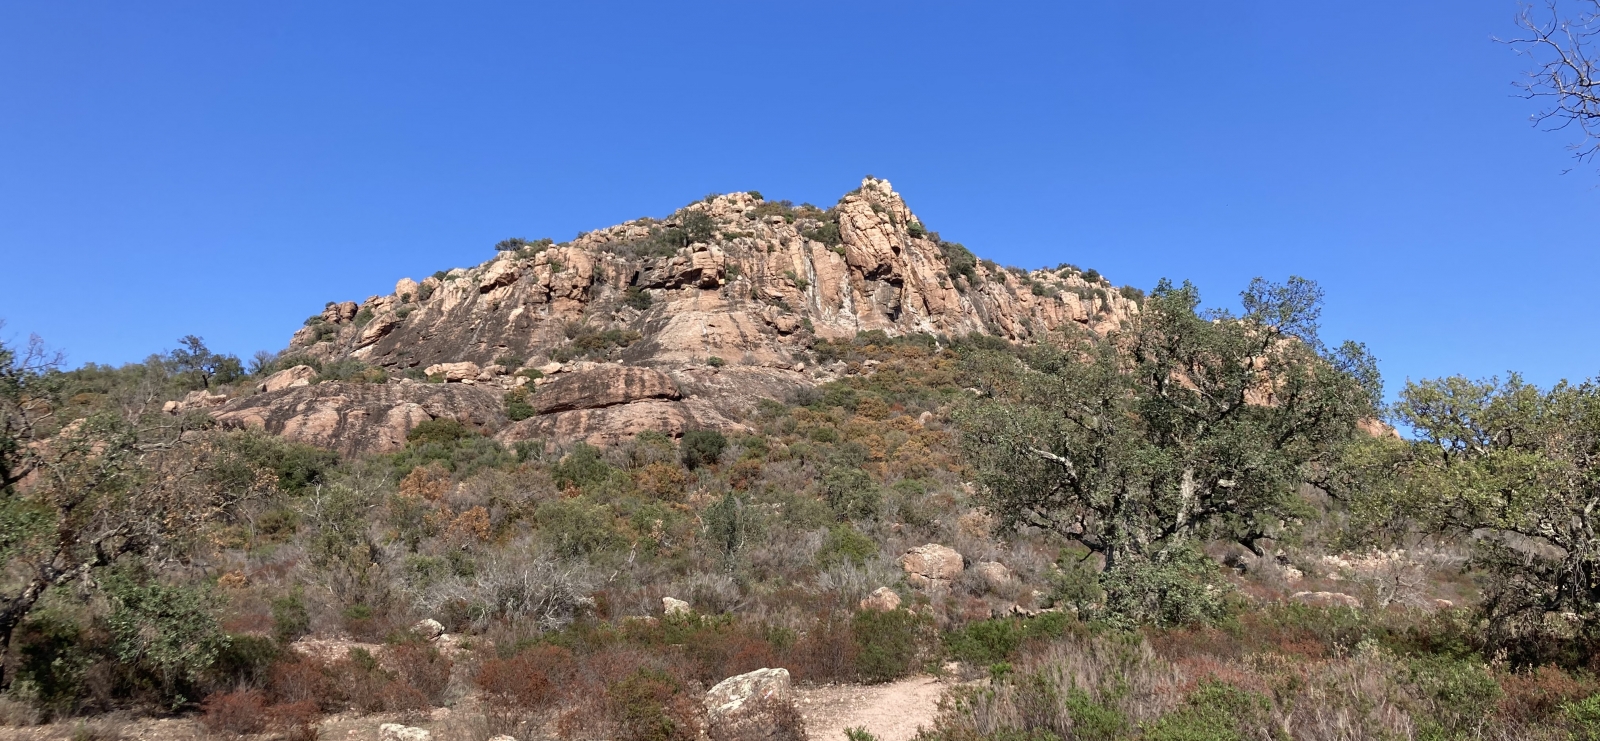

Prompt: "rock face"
[214,381,506,455]
[228,178,1141,450]
[533,365,681,414]
[704,668,803,741]
[859,586,903,612]
[901,544,964,590]
[258,365,317,393]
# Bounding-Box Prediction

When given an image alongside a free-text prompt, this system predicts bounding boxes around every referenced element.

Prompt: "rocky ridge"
[213,178,1141,453]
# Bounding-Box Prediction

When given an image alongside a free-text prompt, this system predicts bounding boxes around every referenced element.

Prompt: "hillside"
[208,178,1141,454]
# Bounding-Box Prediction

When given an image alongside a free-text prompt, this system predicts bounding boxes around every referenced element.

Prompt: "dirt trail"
[797,675,947,741]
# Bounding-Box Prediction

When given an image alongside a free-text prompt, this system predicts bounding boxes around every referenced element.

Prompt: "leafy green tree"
[956,277,1379,624]
[1356,373,1600,648]
[0,333,269,689]
[169,335,244,390]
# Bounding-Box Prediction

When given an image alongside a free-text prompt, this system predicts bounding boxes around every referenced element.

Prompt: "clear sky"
[1,1,1594,398]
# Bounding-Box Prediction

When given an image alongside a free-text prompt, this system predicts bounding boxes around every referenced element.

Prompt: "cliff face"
[216,178,1141,453]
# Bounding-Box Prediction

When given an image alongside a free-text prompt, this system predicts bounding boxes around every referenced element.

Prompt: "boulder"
[901,544,964,589]
[379,724,432,741]
[395,277,419,299]
[258,365,318,393]
[411,619,445,641]
[424,362,481,382]
[1290,591,1362,609]
[663,596,691,616]
[704,668,803,741]
[859,587,902,612]
[972,561,1013,591]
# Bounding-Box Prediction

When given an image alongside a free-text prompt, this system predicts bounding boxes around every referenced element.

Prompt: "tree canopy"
[957,277,1381,623]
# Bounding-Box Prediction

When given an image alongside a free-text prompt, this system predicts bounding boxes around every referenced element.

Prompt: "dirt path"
[797,675,947,741]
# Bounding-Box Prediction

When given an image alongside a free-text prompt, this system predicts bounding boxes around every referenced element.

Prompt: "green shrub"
[817,524,877,568]
[1081,268,1101,284]
[938,242,978,285]
[271,590,311,644]
[1141,681,1268,741]
[706,356,726,368]
[822,467,880,521]
[104,573,230,707]
[852,609,923,683]
[13,607,91,717]
[505,387,535,421]
[551,443,617,490]
[624,286,654,311]
[1098,547,1228,627]
[1565,693,1600,741]
[608,668,698,741]
[407,418,474,447]
[907,220,927,238]
[801,219,841,246]
[680,430,727,470]
[944,619,1025,665]
[1407,656,1502,738]
[495,237,531,251]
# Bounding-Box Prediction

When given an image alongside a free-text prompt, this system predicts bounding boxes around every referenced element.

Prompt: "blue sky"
[1,1,1594,397]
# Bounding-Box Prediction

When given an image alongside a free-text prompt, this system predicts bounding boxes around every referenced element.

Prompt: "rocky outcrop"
[901,544,964,590]
[236,178,1142,451]
[533,365,681,414]
[214,381,506,455]
[704,668,803,741]
[258,365,317,393]
[859,587,903,612]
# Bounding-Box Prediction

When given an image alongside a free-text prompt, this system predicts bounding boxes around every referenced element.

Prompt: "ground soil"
[797,674,947,741]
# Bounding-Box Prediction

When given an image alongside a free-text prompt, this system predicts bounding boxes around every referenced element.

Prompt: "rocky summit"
[211,177,1140,454]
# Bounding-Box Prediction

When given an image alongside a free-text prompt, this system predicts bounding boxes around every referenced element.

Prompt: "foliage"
[170,335,245,390]
[957,277,1378,625]
[104,572,229,707]
[938,241,978,285]
[851,608,924,683]
[505,386,536,421]
[625,285,654,311]
[1352,373,1600,653]
[680,430,727,470]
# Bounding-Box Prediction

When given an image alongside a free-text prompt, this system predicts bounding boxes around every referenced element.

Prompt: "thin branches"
[1507,1,1600,161]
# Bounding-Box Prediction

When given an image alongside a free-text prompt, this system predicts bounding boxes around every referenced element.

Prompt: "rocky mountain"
[212,177,1141,454]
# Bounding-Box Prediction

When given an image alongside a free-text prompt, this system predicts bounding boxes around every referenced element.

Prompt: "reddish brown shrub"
[269,700,321,741]
[1498,665,1600,724]
[389,642,454,706]
[477,645,578,710]
[783,616,858,683]
[268,655,333,708]
[200,689,270,736]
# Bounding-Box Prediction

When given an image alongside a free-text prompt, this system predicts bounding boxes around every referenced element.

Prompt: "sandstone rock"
[704,668,801,741]
[663,597,690,616]
[412,619,445,641]
[395,277,419,299]
[258,365,318,393]
[256,181,1143,450]
[424,362,481,382]
[859,586,902,612]
[901,544,963,589]
[487,736,516,741]
[379,724,432,741]
[972,561,1013,591]
[214,382,506,456]
[533,365,680,414]
[1291,591,1362,609]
